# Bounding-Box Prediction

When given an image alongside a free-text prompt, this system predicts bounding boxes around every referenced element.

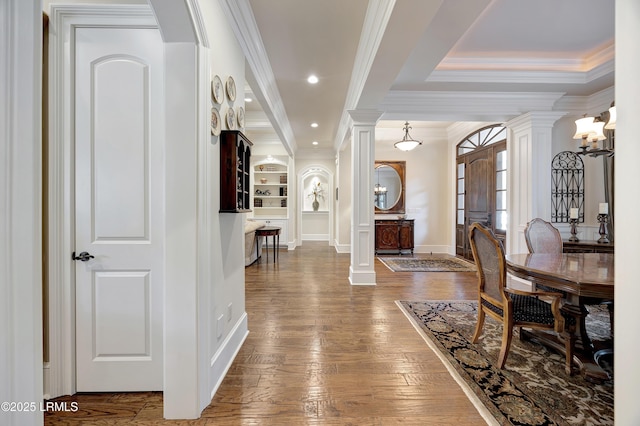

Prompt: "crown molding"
[438,43,614,73]
[554,86,614,115]
[426,62,613,86]
[380,91,566,122]
[333,0,395,152]
[220,0,296,156]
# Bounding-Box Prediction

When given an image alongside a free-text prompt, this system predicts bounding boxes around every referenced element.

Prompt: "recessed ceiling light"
[311,122,318,128]
[244,97,252,102]
[312,141,319,146]
[307,75,319,84]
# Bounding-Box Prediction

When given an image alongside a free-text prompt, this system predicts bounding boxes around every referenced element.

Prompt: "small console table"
[256,226,281,263]
[375,219,414,254]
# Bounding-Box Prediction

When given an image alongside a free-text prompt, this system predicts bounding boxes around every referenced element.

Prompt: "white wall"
[375,125,452,253]
[335,144,352,252]
[615,1,640,423]
[198,0,249,410]
[552,112,608,240]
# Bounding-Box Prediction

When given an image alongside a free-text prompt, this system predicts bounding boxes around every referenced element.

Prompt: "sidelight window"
[495,149,507,231]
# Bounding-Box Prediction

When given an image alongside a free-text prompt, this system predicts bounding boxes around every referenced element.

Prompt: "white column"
[615,1,640,423]
[348,110,381,285]
[505,111,566,255]
[0,1,43,425]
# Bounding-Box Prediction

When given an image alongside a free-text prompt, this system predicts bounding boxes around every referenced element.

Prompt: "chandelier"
[394,121,422,151]
[573,103,615,157]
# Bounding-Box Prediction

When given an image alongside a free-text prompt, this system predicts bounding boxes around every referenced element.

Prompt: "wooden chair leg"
[562,331,576,375]
[497,324,513,369]
[472,309,486,343]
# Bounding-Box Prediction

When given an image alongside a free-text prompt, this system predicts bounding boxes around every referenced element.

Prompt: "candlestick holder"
[597,213,609,244]
[568,218,579,242]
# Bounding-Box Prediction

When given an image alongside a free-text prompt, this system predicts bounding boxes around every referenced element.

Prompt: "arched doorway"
[455,125,507,260]
[297,166,334,245]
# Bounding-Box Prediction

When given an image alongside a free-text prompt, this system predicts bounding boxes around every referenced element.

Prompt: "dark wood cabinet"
[563,240,614,253]
[375,219,414,254]
[220,130,252,213]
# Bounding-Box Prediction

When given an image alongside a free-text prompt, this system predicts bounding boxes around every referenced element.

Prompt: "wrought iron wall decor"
[551,151,584,223]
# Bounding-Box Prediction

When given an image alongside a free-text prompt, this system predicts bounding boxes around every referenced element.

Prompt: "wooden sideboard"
[562,240,614,253]
[375,219,414,254]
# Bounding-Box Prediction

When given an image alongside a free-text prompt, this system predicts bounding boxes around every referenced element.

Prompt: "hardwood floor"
[45,242,486,425]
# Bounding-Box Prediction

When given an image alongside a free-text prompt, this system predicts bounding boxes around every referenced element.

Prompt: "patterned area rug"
[378,256,476,272]
[397,300,613,426]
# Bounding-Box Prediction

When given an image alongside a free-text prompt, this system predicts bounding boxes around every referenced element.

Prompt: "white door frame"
[46,4,165,400]
[48,2,212,418]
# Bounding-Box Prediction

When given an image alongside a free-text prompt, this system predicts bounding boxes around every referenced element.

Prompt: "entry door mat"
[378,255,476,272]
[396,300,613,425]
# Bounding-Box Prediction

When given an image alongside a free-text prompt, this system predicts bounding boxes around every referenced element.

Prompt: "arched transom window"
[457,125,507,156]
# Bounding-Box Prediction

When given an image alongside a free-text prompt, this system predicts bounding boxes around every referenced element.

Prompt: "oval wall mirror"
[374,161,405,214]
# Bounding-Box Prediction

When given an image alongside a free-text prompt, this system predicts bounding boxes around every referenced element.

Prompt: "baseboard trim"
[348,266,376,286]
[208,312,249,402]
[334,241,350,253]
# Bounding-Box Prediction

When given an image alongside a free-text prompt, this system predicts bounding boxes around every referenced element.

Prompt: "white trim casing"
[47,4,161,400]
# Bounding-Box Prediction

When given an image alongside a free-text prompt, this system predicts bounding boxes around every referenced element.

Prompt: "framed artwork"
[210,107,221,136]
[226,76,236,102]
[237,106,245,128]
[226,107,236,130]
[211,75,223,104]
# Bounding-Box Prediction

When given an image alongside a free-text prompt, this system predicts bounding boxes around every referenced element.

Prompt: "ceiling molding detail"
[438,44,614,73]
[427,60,613,85]
[427,69,588,85]
[220,0,296,157]
[555,86,614,115]
[333,0,396,153]
[380,91,566,122]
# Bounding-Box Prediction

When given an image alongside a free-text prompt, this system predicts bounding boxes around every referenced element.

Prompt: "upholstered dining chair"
[468,222,570,369]
[524,218,563,254]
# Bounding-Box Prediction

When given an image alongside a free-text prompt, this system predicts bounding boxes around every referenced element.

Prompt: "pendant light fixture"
[394,121,422,151]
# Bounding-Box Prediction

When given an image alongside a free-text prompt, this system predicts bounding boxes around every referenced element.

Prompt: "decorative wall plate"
[226,107,236,130]
[237,106,245,128]
[211,75,223,104]
[210,107,221,136]
[226,76,236,101]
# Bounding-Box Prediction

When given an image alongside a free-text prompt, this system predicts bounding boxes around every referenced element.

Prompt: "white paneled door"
[74,27,164,391]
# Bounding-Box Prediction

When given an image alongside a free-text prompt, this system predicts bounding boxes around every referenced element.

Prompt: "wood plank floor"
[45,242,486,425]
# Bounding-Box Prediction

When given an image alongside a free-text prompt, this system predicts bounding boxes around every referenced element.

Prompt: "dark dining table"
[505,252,614,381]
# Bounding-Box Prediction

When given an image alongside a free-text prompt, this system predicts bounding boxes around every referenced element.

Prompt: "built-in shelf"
[253,162,288,210]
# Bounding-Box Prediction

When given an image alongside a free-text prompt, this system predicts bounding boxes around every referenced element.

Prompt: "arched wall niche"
[297,165,334,245]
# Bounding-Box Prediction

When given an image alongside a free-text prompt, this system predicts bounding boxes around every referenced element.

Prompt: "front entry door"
[456,138,507,260]
[74,27,164,391]
[466,148,493,232]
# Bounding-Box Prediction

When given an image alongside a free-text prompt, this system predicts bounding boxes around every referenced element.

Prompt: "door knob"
[72,251,95,262]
